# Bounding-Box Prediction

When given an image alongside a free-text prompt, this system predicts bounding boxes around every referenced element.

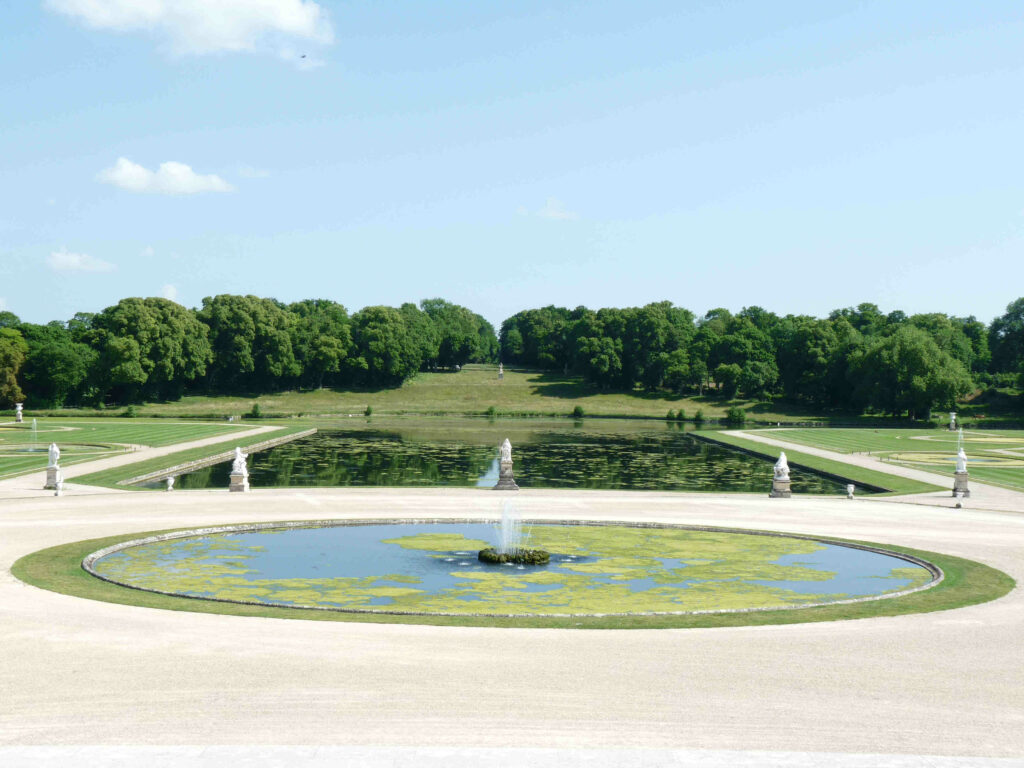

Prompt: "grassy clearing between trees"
[11,527,1013,629]
[17,364,932,424]
[755,428,1024,493]
[696,431,943,495]
[0,419,245,480]
[71,422,312,489]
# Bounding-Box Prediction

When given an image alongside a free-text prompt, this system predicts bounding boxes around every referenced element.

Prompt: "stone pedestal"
[15,404,23,423]
[769,477,791,498]
[493,460,519,491]
[952,470,970,498]
[45,466,61,491]
[229,471,249,493]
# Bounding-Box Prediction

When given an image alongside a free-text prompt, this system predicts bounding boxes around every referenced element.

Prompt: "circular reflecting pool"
[86,521,937,616]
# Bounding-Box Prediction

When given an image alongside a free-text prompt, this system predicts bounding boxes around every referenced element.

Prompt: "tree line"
[0,296,497,408]
[1,295,1023,418]
[499,299,1024,419]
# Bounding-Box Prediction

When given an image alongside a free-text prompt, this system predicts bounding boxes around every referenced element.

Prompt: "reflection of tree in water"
[244,432,495,487]
[176,429,849,494]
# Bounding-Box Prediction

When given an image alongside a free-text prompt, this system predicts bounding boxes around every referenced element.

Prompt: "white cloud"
[536,197,578,221]
[160,284,179,301]
[46,0,333,58]
[47,248,115,273]
[98,158,234,195]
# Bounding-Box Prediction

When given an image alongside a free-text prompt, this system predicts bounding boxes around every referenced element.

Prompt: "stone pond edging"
[116,428,317,486]
[691,432,891,494]
[81,517,944,619]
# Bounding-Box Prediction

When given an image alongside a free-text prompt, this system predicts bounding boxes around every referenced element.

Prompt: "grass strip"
[11,526,1012,630]
[695,430,943,496]
[71,422,312,489]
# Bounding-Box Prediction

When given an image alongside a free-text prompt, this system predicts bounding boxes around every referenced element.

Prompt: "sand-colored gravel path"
[1,486,1022,764]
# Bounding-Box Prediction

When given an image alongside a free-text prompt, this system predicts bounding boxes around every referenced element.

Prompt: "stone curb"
[116,428,317,486]
[82,518,944,619]
[692,433,891,493]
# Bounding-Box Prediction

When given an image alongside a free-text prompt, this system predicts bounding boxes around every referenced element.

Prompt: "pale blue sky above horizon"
[1,1,1023,330]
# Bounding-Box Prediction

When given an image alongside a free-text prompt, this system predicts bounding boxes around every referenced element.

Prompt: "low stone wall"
[117,428,317,486]
[691,432,891,494]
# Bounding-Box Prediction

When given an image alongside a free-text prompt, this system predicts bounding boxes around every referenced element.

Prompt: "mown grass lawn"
[12,527,1013,629]
[0,418,250,480]
[747,428,1024,492]
[697,430,943,495]
[70,421,312,489]
[19,364,922,424]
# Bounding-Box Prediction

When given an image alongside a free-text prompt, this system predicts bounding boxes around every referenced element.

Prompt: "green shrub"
[364,405,373,417]
[572,405,585,419]
[724,406,746,425]
[693,409,705,424]
[485,405,497,418]
[121,405,137,418]
[247,403,262,419]
[666,410,675,421]
[674,409,685,422]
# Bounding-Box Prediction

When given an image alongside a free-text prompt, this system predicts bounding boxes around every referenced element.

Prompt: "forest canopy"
[2,297,1023,420]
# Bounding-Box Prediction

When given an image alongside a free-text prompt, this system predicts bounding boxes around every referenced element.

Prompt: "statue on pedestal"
[14,403,23,423]
[45,443,62,490]
[498,363,504,380]
[494,438,519,490]
[229,447,250,492]
[769,451,792,498]
[953,447,970,498]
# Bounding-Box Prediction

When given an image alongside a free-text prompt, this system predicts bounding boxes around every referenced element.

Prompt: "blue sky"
[2,1,1023,329]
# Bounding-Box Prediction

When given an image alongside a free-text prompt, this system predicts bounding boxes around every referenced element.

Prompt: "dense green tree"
[852,326,973,418]
[420,299,481,369]
[0,328,28,407]
[471,313,499,363]
[20,335,96,407]
[350,306,423,385]
[199,295,299,391]
[288,299,352,388]
[499,306,571,368]
[714,363,742,399]
[776,317,839,404]
[739,359,779,399]
[90,298,212,400]
[990,298,1024,374]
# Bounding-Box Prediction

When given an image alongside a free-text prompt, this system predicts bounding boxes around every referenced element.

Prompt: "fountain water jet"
[478,501,549,565]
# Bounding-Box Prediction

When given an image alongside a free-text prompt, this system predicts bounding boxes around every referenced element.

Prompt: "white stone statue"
[15,403,23,423]
[47,442,60,468]
[498,363,504,379]
[231,447,248,477]
[773,451,790,481]
[956,448,967,474]
[165,476,175,491]
[949,412,957,430]
[500,439,512,464]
